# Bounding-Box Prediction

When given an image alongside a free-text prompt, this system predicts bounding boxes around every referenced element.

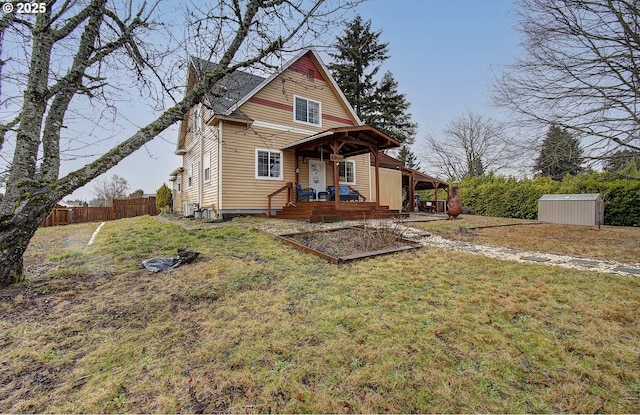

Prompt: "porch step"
[274,201,405,222]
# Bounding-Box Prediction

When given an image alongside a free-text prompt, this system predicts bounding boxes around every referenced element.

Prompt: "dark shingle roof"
[191,57,266,114]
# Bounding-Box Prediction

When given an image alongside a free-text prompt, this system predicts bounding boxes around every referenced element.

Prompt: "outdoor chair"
[327,185,361,201]
[296,183,316,201]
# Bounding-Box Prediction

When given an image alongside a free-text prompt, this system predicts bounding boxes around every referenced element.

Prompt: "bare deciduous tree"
[0,0,357,287]
[493,0,640,159]
[92,174,130,207]
[422,111,510,181]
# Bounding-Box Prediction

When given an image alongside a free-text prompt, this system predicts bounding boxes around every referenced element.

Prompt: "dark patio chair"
[296,183,316,201]
[327,185,360,201]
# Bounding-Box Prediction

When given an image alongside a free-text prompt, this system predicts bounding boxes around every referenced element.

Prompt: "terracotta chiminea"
[447,186,462,220]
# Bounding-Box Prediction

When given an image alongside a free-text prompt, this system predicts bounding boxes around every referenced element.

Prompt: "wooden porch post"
[445,185,451,213]
[294,149,299,184]
[409,172,415,213]
[333,157,340,209]
[373,150,380,209]
[330,140,344,210]
[434,182,439,212]
[332,142,340,210]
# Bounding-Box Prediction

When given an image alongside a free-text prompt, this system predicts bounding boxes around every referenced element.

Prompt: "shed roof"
[539,193,602,201]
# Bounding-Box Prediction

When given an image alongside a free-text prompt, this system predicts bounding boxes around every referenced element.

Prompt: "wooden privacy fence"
[40,207,72,227]
[113,196,157,219]
[73,207,113,223]
[40,197,157,227]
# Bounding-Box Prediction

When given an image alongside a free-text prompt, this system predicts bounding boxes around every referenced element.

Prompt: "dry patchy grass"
[413,215,640,263]
[0,215,639,413]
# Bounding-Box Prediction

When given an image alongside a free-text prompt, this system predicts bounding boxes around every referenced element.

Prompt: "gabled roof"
[176,48,362,155]
[191,57,266,114]
[222,48,361,124]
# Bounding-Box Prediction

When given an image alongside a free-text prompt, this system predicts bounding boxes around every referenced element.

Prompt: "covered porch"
[403,168,450,213]
[269,126,402,222]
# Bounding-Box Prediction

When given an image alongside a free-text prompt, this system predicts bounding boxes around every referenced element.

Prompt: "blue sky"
[65,0,521,201]
[358,0,520,136]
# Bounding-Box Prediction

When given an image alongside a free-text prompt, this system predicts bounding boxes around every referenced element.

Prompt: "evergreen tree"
[329,17,420,147]
[156,184,173,213]
[603,149,640,173]
[371,71,418,145]
[328,16,389,123]
[467,157,485,178]
[398,144,420,170]
[535,125,583,180]
[130,189,145,198]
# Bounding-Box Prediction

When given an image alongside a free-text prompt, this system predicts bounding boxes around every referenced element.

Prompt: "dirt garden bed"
[268,225,423,264]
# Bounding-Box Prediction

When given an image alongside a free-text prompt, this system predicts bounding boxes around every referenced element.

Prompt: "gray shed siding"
[538,194,604,226]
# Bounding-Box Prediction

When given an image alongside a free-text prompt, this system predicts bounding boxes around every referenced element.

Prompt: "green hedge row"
[456,172,640,226]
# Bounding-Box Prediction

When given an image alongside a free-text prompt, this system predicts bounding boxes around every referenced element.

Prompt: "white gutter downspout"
[217,120,223,219]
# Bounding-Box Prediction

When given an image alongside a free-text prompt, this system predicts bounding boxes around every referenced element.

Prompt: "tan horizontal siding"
[221,124,294,209]
[353,154,371,200]
[200,125,219,212]
[240,69,356,130]
[370,167,402,210]
[218,56,373,211]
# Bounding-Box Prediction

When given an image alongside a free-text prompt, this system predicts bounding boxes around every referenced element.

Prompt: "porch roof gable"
[281,126,401,157]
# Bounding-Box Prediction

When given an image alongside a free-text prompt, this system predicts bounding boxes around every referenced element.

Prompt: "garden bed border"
[260,226,423,264]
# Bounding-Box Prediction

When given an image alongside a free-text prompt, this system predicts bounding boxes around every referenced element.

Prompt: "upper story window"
[294,96,321,126]
[193,105,202,132]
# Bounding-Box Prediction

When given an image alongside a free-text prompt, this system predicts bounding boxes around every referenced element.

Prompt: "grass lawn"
[1,215,639,413]
[411,215,640,263]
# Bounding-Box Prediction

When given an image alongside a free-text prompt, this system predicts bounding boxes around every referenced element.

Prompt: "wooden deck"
[274,201,406,222]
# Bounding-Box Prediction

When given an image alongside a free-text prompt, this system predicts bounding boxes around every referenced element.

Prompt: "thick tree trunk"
[0,199,56,288]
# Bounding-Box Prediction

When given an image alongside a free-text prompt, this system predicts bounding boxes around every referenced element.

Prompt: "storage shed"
[538,194,604,226]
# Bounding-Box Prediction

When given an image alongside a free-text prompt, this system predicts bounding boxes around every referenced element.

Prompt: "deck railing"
[267,182,293,218]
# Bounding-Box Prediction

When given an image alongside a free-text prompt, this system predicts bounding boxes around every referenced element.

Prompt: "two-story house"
[169,48,411,221]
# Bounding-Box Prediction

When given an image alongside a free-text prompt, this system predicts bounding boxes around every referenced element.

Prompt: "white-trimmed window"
[256,149,282,180]
[339,160,355,184]
[188,161,196,188]
[193,105,202,132]
[203,151,211,182]
[294,96,321,126]
[177,175,182,192]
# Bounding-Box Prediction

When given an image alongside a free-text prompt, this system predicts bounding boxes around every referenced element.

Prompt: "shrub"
[458,173,640,226]
[156,183,172,213]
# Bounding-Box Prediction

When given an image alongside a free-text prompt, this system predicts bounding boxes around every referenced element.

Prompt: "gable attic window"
[256,149,282,180]
[294,96,320,126]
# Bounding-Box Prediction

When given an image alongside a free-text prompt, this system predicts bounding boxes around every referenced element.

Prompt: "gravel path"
[417,232,640,277]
